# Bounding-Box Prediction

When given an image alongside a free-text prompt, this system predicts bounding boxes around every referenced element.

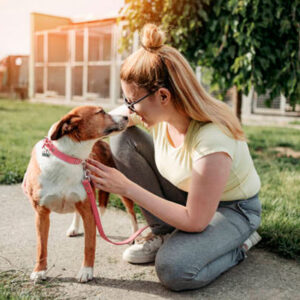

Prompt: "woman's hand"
[84,158,131,196]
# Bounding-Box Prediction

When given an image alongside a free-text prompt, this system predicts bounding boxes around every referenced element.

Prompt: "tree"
[119,0,300,120]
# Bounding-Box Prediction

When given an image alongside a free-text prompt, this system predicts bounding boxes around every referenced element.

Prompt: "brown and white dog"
[22,105,137,283]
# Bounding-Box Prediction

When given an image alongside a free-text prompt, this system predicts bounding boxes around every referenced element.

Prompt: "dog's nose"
[123,116,128,121]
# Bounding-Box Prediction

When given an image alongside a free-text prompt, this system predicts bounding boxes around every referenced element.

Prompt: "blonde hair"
[121,24,245,140]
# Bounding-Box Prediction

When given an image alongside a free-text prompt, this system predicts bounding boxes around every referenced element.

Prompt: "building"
[30,12,135,109]
[0,55,29,99]
[196,67,300,124]
[30,12,299,123]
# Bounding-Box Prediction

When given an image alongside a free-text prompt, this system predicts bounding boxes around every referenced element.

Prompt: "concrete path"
[0,184,299,299]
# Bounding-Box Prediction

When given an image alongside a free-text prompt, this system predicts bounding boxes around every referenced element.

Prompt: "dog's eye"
[96,109,105,115]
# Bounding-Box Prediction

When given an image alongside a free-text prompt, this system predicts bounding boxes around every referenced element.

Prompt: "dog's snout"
[110,114,128,124]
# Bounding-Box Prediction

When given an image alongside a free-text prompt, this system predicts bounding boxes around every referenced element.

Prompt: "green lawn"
[289,120,300,125]
[0,99,299,261]
[0,270,59,299]
[0,100,72,184]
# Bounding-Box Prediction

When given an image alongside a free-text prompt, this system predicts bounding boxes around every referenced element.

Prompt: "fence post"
[280,94,286,115]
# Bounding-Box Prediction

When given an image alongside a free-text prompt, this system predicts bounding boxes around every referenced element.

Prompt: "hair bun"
[141,24,165,50]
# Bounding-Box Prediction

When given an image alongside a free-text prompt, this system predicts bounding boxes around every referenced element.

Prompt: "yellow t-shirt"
[150,120,261,201]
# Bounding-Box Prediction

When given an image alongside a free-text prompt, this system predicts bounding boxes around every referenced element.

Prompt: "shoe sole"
[123,254,156,264]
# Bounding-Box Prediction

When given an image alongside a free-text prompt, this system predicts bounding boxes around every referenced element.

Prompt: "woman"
[85,24,262,291]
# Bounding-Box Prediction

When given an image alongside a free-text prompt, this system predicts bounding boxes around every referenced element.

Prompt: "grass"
[243,126,300,260]
[0,99,299,263]
[289,120,300,125]
[0,269,60,300]
[0,100,72,184]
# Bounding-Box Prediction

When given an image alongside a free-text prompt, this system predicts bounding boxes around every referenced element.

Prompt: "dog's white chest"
[35,141,87,213]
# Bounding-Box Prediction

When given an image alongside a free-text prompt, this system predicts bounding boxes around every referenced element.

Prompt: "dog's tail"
[98,190,109,215]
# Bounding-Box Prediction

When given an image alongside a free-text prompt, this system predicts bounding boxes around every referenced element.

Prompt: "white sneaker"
[242,231,262,251]
[122,232,170,264]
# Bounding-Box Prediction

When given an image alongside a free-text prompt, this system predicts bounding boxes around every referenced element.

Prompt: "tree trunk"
[232,86,242,122]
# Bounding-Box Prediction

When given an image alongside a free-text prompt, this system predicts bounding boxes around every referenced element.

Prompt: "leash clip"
[84,169,91,181]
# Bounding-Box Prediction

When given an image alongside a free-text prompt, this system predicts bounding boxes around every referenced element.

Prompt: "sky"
[0,0,124,59]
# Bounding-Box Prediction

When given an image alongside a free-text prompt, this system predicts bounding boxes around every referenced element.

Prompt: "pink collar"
[42,137,82,165]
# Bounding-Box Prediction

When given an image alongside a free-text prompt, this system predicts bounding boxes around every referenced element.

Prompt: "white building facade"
[30,13,136,109]
[30,13,299,123]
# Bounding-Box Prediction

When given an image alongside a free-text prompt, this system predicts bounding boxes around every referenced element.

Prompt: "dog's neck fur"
[48,124,98,160]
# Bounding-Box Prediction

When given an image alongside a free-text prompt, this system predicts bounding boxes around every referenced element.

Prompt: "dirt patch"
[273,147,300,158]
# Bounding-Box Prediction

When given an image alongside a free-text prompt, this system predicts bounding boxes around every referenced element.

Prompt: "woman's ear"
[159,88,171,104]
[51,114,81,140]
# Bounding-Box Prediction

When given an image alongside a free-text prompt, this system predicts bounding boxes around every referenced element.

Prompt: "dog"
[22,105,138,283]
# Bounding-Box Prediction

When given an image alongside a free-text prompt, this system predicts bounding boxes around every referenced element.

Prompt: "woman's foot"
[123,232,170,264]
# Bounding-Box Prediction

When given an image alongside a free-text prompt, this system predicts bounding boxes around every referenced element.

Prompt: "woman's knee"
[110,126,153,159]
[155,240,246,291]
[155,254,182,291]
[155,247,209,291]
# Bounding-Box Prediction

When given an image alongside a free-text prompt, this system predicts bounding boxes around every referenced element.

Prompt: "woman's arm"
[86,152,232,232]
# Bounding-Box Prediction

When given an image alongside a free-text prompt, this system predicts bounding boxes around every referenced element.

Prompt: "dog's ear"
[51,114,81,140]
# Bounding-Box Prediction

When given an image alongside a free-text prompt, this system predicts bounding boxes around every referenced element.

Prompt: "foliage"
[119,0,300,107]
[119,0,211,63]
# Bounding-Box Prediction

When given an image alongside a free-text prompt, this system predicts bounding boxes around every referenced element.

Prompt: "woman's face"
[121,81,163,127]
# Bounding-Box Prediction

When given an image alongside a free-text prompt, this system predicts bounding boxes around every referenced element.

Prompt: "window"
[48,32,68,62]
[48,67,65,96]
[35,67,43,93]
[257,93,281,109]
[88,26,112,61]
[75,30,84,62]
[72,66,83,96]
[35,35,44,62]
[88,66,110,98]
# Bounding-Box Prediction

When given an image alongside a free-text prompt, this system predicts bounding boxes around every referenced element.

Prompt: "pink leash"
[42,137,149,245]
[82,178,149,245]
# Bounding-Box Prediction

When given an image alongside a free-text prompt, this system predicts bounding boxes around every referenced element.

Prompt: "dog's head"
[50,106,128,141]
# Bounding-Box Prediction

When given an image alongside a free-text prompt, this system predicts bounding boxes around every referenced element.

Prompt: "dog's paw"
[66,226,80,237]
[77,267,93,283]
[30,270,47,282]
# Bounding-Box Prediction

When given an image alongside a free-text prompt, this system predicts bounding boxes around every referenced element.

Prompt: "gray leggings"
[110,127,261,291]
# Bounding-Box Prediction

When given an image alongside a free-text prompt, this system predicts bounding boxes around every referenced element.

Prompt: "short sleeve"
[191,124,236,162]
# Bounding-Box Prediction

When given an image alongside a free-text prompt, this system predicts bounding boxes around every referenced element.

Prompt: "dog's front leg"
[75,199,96,283]
[31,206,50,282]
